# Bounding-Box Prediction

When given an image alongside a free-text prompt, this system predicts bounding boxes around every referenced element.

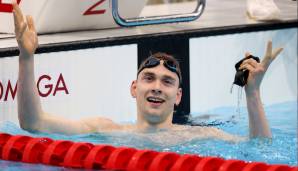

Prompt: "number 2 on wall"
[0,0,21,13]
[83,0,107,15]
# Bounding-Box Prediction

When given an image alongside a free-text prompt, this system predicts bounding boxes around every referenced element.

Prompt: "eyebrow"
[141,71,155,77]
[142,71,177,83]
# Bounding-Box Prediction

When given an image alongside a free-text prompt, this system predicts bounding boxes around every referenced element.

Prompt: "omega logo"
[0,73,69,101]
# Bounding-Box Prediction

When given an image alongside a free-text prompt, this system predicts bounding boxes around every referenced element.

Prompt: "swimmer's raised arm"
[13,1,117,134]
[240,41,283,138]
[13,0,42,131]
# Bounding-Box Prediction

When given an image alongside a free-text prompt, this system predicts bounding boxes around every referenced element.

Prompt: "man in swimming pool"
[12,1,283,141]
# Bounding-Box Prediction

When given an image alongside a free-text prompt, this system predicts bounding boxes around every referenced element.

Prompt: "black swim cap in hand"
[233,55,260,87]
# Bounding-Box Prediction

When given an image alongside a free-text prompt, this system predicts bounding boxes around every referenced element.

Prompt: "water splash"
[230,84,244,119]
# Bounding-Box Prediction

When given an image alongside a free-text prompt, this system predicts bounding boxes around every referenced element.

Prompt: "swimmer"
[12,1,283,142]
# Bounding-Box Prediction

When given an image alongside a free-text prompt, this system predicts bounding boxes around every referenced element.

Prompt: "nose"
[151,80,162,95]
[151,88,162,95]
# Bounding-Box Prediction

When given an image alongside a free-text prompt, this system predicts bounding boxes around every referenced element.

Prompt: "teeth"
[147,97,164,103]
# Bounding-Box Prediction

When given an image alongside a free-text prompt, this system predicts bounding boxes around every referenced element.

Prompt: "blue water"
[0,101,297,170]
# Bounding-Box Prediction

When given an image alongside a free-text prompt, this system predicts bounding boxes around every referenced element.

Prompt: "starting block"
[0,0,147,33]
[0,0,205,34]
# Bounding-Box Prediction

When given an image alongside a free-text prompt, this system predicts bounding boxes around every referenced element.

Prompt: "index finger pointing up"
[12,0,24,28]
[262,40,283,68]
[262,41,273,66]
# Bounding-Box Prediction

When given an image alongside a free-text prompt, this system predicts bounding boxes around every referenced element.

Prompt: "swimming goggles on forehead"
[138,56,181,82]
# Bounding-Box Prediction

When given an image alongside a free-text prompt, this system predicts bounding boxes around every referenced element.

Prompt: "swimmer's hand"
[239,41,283,95]
[12,0,38,58]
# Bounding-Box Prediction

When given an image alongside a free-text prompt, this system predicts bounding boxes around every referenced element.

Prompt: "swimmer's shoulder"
[175,125,246,142]
[172,124,212,131]
[195,126,246,142]
[171,124,192,131]
[81,116,131,133]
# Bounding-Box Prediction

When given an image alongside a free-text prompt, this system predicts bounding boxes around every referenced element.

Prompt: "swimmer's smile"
[147,96,165,107]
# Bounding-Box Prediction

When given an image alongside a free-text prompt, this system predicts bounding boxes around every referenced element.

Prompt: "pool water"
[0,101,297,170]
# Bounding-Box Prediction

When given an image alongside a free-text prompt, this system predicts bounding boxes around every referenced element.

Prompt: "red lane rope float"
[23,137,53,163]
[84,144,115,169]
[2,135,31,161]
[0,133,297,171]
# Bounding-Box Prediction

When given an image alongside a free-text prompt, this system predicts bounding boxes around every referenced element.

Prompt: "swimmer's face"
[131,61,182,124]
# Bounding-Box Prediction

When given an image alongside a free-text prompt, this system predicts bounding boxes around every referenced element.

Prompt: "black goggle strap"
[137,57,160,75]
[138,57,181,85]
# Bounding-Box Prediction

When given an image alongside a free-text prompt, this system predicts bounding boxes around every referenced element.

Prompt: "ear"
[175,88,182,106]
[130,80,137,98]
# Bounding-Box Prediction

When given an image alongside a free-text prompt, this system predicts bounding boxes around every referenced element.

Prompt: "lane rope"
[0,133,296,171]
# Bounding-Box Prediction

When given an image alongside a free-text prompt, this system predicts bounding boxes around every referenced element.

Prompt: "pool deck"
[0,0,297,55]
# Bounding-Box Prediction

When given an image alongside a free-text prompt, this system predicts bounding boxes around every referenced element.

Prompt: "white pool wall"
[190,28,297,114]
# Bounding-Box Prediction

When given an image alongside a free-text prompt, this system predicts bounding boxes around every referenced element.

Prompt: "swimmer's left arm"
[240,41,283,139]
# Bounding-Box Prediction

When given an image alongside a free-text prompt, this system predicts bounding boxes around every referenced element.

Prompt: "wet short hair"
[137,52,182,86]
